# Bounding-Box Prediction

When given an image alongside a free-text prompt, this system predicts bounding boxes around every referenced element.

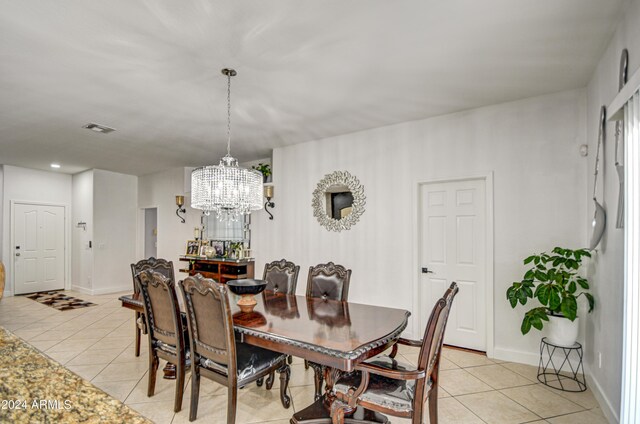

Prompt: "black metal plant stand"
[537,337,586,392]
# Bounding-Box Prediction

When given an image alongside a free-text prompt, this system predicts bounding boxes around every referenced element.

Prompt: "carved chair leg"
[310,363,324,401]
[256,377,264,387]
[287,355,293,364]
[304,359,309,369]
[227,385,237,424]
[427,386,438,424]
[389,343,398,359]
[148,353,159,397]
[174,361,185,412]
[189,367,200,422]
[278,364,291,409]
[330,399,347,424]
[134,312,141,357]
[266,371,275,390]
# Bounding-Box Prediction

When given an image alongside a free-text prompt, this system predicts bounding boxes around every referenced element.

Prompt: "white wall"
[92,169,137,294]
[71,170,93,291]
[138,167,201,279]
[1,165,72,296]
[251,88,587,356]
[585,0,640,421]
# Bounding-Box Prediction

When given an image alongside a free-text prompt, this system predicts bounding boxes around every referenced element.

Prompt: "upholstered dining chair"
[305,262,352,400]
[179,274,291,423]
[130,257,175,357]
[256,259,300,388]
[263,259,300,295]
[136,269,189,413]
[330,282,459,424]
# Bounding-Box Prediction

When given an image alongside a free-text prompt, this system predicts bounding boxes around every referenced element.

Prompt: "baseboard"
[90,285,130,295]
[71,284,129,296]
[491,346,540,366]
[71,285,92,295]
[587,374,619,423]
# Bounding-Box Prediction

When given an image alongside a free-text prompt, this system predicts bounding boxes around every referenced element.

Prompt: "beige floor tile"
[501,362,540,382]
[443,349,496,368]
[128,401,176,424]
[112,347,149,364]
[288,363,315,387]
[66,347,125,366]
[402,351,460,369]
[47,338,100,352]
[547,409,608,424]
[29,329,77,342]
[68,327,115,339]
[551,387,600,409]
[439,368,493,396]
[87,336,133,351]
[466,364,536,390]
[28,339,60,352]
[289,385,316,413]
[501,384,584,418]
[126,369,190,405]
[93,379,140,402]
[425,396,484,424]
[235,384,293,423]
[171,395,225,423]
[44,349,82,365]
[93,361,150,382]
[457,390,540,424]
[11,328,46,341]
[66,363,109,380]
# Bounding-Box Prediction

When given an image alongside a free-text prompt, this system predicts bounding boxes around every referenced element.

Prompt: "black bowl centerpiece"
[226,279,267,312]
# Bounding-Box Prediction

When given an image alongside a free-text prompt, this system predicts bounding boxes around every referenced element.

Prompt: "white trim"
[609,65,640,121]
[10,200,70,295]
[588,374,621,424]
[72,283,130,296]
[412,172,495,355]
[492,346,539,367]
[71,284,93,296]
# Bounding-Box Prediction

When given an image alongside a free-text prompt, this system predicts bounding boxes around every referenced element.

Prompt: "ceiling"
[0,0,625,176]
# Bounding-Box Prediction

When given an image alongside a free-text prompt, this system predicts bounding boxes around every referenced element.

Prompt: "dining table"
[120,289,410,423]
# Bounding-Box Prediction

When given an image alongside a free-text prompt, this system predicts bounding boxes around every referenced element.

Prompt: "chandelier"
[191,68,263,221]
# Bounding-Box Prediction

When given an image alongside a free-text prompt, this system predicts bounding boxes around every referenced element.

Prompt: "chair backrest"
[306,262,352,301]
[263,259,300,295]
[417,282,459,377]
[137,269,184,351]
[179,274,236,377]
[131,257,174,294]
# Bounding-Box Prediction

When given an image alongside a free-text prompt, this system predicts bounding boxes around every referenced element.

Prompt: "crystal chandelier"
[191,68,263,221]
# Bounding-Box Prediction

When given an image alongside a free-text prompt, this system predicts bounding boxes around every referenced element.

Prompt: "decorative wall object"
[615,48,629,228]
[312,170,365,232]
[589,106,606,250]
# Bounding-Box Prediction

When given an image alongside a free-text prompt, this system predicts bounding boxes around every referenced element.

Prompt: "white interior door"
[420,179,486,351]
[13,203,65,294]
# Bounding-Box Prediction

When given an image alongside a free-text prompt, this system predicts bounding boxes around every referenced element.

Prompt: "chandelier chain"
[226,72,232,157]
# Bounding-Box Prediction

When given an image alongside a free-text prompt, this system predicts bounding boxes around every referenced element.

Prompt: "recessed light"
[83,123,116,134]
[50,163,61,169]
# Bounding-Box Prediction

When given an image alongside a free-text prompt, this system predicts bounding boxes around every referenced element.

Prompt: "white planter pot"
[547,315,579,347]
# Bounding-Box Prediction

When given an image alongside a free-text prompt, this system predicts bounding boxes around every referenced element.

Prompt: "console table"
[178,257,254,283]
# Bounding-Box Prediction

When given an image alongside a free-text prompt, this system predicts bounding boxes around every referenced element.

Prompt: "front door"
[419,178,487,351]
[13,203,65,294]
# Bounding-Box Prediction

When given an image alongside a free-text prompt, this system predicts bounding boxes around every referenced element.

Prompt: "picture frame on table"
[198,240,210,257]
[185,240,200,256]
[211,241,224,257]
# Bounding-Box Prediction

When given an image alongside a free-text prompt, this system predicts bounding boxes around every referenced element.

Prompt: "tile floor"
[0,291,609,424]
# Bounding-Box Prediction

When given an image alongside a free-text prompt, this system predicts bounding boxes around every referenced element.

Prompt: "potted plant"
[252,163,272,183]
[506,247,594,346]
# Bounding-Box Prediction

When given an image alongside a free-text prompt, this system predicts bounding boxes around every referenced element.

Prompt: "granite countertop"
[0,327,151,424]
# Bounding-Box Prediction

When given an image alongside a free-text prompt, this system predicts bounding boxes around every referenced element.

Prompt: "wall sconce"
[175,195,186,223]
[264,185,275,220]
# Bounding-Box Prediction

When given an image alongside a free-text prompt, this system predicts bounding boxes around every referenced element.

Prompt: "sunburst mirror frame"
[312,170,366,232]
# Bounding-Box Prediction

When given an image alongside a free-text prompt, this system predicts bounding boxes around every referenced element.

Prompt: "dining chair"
[179,274,292,423]
[331,282,459,424]
[256,259,300,388]
[305,261,352,400]
[130,257,175,357]
[263,259,300,295]
[136,269,189,413]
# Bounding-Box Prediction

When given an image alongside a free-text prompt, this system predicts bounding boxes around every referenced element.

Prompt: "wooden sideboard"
[178,257,255,283]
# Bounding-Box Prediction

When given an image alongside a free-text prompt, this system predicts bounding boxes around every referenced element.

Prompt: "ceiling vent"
[83,123,115,134]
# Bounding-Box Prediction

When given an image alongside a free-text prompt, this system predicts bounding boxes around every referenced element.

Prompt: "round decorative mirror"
[312,171,365,232]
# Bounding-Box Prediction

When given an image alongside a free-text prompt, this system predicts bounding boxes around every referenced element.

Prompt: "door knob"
[15,253,20,257]
[421,267,434,274]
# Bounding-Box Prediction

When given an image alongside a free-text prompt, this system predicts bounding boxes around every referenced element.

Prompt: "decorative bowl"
[226,279,267,296]
[227,279,267,312]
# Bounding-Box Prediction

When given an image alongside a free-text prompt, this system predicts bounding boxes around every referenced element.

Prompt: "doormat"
[25,291,96,311]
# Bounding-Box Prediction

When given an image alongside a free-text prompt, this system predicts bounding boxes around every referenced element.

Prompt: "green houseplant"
[252,163,271,183]
[507,247,594,337]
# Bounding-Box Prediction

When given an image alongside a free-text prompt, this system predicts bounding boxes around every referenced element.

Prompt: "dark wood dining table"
[120,289,410,423]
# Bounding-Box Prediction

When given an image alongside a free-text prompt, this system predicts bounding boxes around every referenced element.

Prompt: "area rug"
[0,326,151,424]
[25,291,96,310]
